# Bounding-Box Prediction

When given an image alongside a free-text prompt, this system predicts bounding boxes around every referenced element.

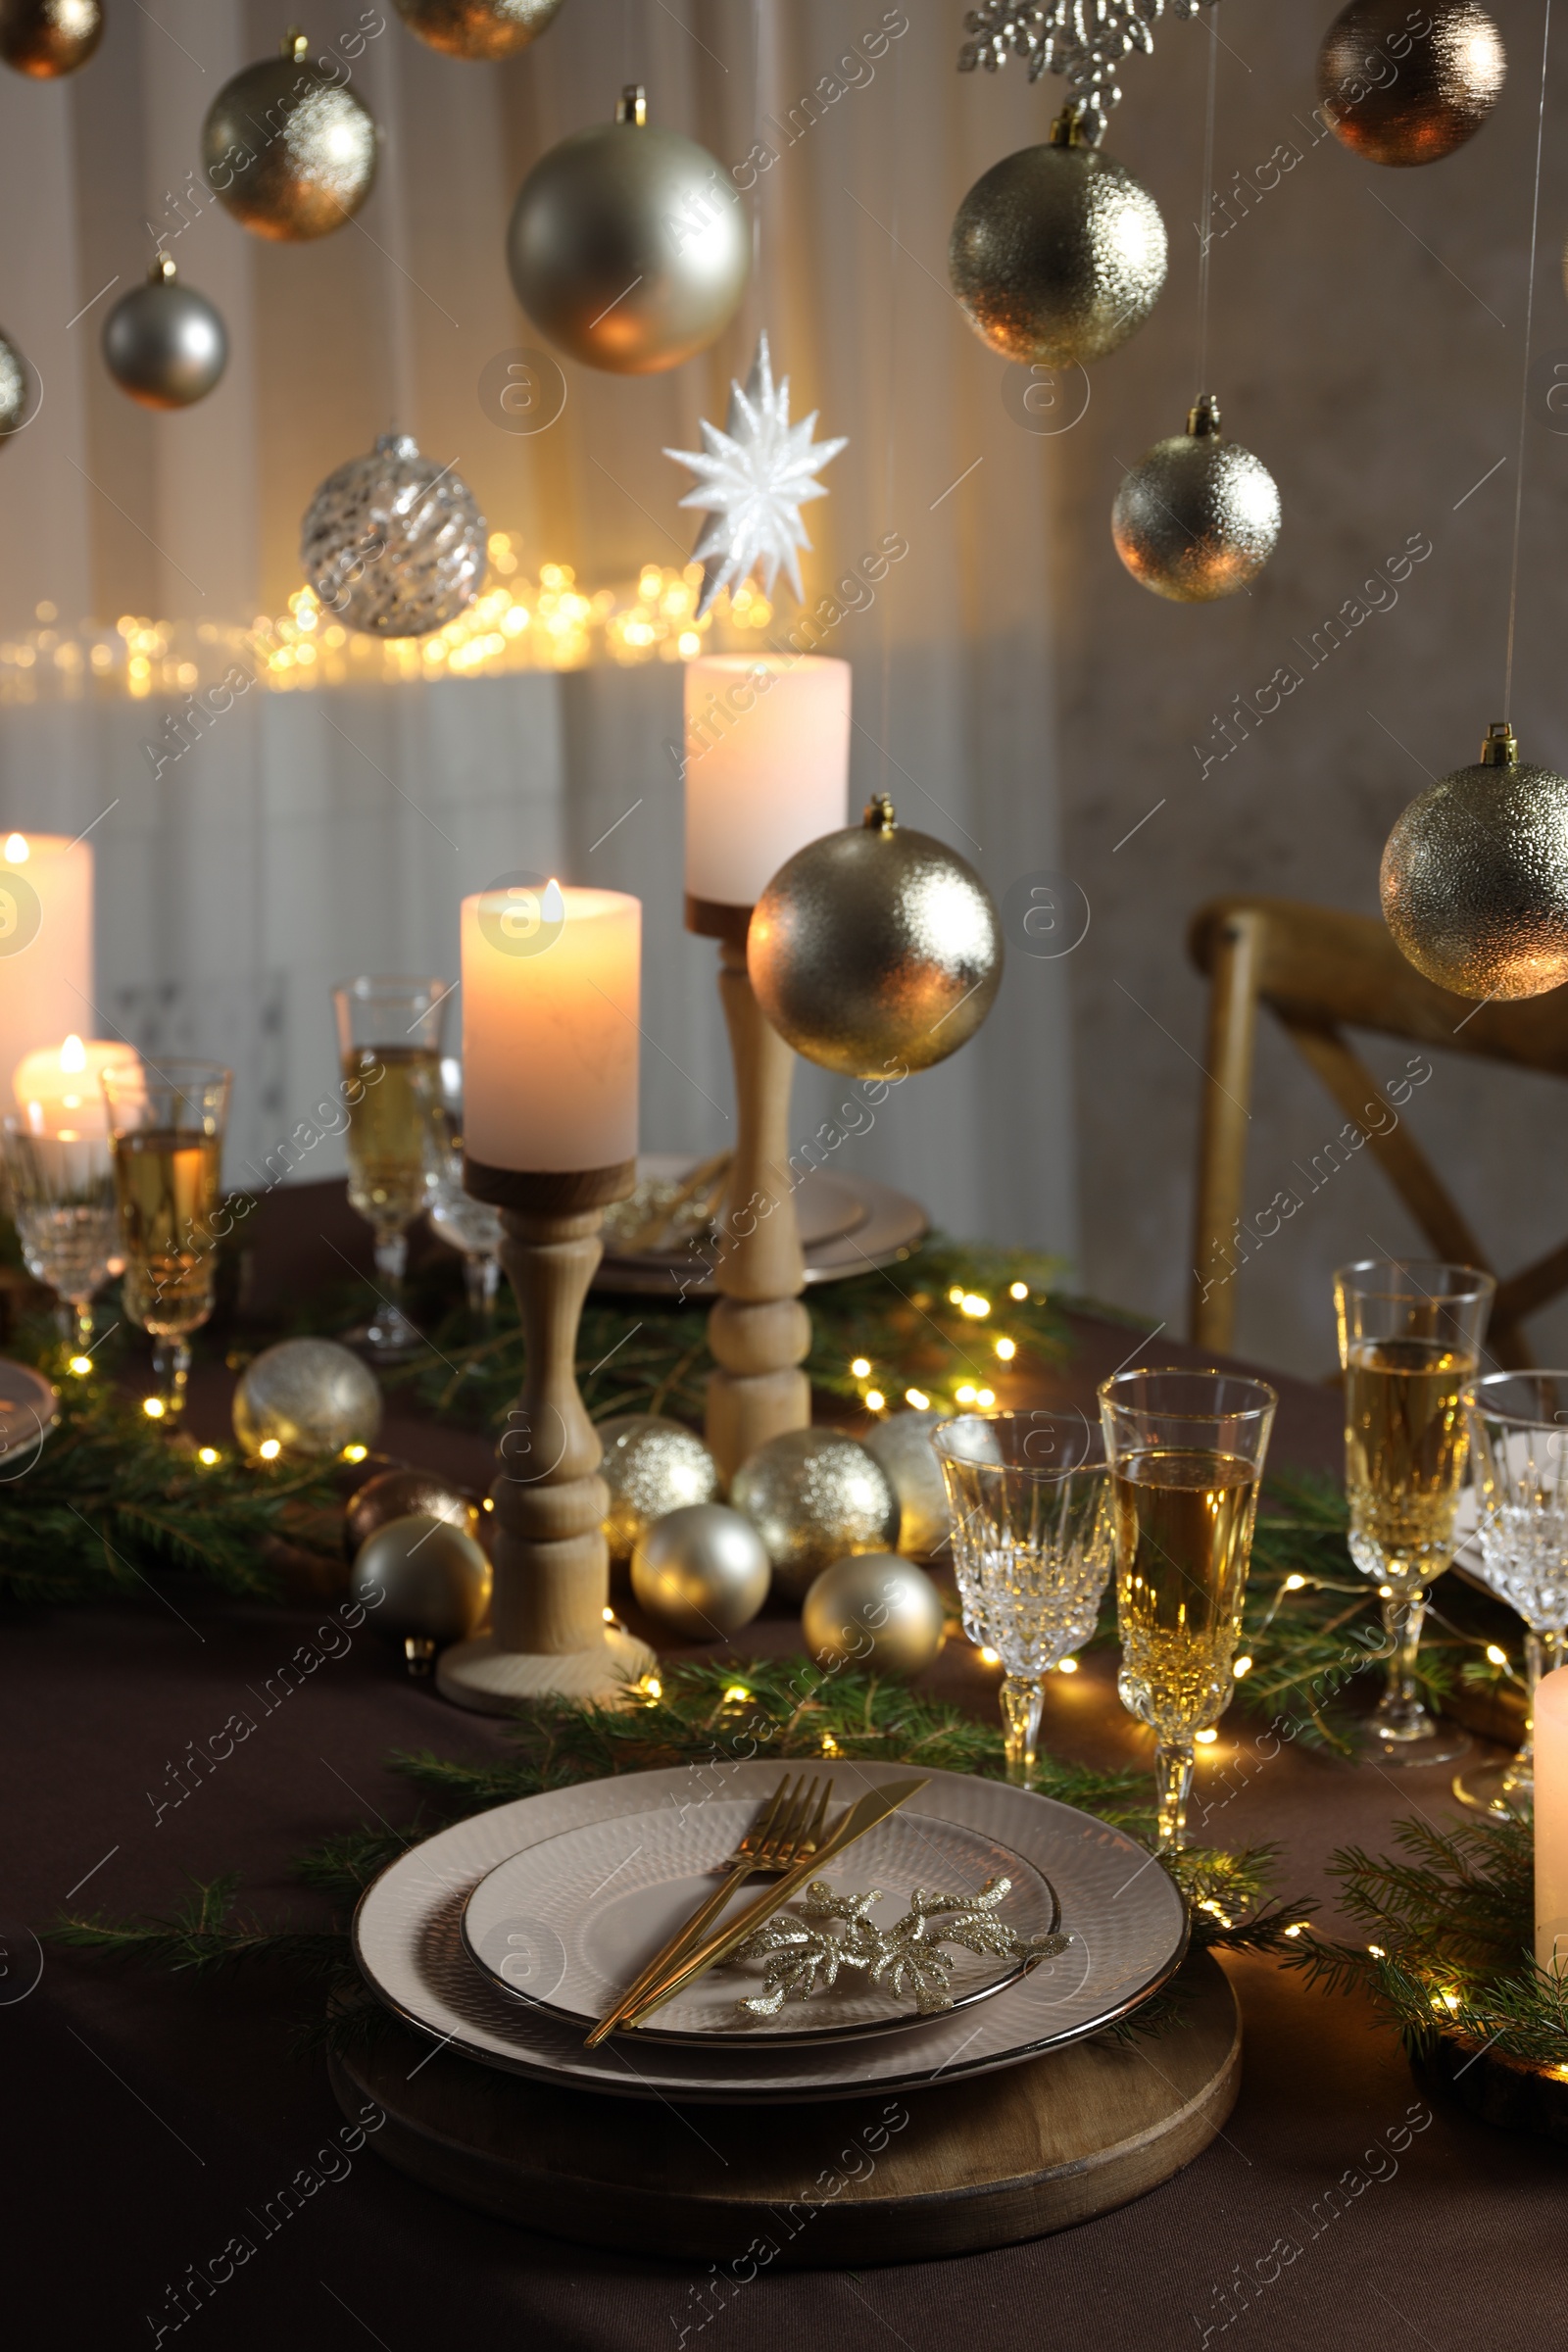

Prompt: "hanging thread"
[1502,0,1553,723]
[1196,3,1220,399]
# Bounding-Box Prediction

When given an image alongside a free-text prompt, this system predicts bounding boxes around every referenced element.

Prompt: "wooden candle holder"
[436,1158,656,1714]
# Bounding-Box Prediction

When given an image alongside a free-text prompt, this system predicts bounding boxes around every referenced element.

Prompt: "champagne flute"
[1100,1367,1277,1849]
[101,1059,231,1423]
[1455,1371,1568,1818]
[427,1055,503,1323]
[1334,1259,1494,1767]
[1,1114,121,1357]
[332,975,449,1360]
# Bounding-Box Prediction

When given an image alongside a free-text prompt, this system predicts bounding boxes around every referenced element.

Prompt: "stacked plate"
[592,1153,928,1296]
[353,1761,1188,2105]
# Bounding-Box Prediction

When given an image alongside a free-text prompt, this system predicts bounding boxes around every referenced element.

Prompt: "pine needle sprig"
[52,1872,351,1983]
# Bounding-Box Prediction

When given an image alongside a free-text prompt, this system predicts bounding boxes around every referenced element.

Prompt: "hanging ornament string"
[1502,0,1553,726]
[881,28,903,790]
[1195,3,1219,398]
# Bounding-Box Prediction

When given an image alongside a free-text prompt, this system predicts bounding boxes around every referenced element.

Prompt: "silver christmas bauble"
[1381,723,1568,1000]
[232,1338,382,1459]
[731,1429,899,1602]
[0,326,29,442]
[1112,394,1281,603]
[350,1512,491,1646]
[748,795,1003,1080]
[102,259,228,411]
[300,433,485,637]
[344,1466,479,1561]
[203,31,379,242]
[599,1414,718,1562]
[949,109,1167,368]
[862,1411,951,1560]
[393,0,566,57]
[1319,0,1504,167]
[802,1552,947,1678]
[630,1502,770,1640]
[0,0,101,76]
[506,85,750,374]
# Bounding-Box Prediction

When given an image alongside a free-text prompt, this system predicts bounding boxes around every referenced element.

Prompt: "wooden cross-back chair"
[1187,897,1568,1367]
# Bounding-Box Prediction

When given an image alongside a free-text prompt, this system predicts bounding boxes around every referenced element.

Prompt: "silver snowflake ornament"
[958,0,1217,139]
[729,1876,1069,2021]
[664,332,848,620]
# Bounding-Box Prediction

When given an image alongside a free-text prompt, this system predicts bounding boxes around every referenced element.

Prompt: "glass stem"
[374,1229,408,1301]
[1000,1676,1046,1789]
[1382,1585,1428,1718]
[152,1338,191,1423]
[1153,1739,1195,1850]
[71,1300,94,1355]
[465,1251,500,1323]
[1506,1630,1554,1799]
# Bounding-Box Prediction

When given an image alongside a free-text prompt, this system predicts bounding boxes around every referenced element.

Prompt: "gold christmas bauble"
[232,1339,382,1460]
[731,1429,899,1603]
[203,32,380,242]
[300,434,485,637]
[506,86,750,373]
[0,326,29,442]
[630,1503,771,1640]
[599,1414,719,1562]
[344,1466,479,1561]
[802,1552,947,1678]
[350,1513,491,1648]
[862,1411,952,1560]
[748,796,1003,1081]
[1381,723,1568,1001]
[393,0,565,57]
[0,0,100,76]
[1112,395,1281,604]
[949,109,1167,368]
[1319,0,1504,167]
[102,259,227,411]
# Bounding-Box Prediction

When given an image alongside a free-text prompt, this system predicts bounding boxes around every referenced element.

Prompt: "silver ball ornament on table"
[0,0,101,76]
[102,258,228,411]
[1318,0,1504,168]
[1112,394,1281,603]
[301,433,485,637]
[203,31,379,242]
[1381,722,1568,1001]
[599,1413,718,1562]
[731,1428,899,1602]
[862,1410,952,1560]
[350,1512,491,1672]
[802,1552,947,1678]
[232,1338,382,1460]
[630,1502,771,1641]
[344,1465,480,1561]
[748,795,1003,1081]
[949,108,1167,368]
[0,325,31,443]
[393,0,566,57]
[506,84,750,374]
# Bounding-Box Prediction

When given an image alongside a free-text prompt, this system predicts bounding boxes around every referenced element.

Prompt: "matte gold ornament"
[1381,722,1568,1001]
[802,1552,947,1678]
[1112,394,1281,603]
[232,1338,382,1460]
[344,1465,479,1562]
[599,1413,719,1562]
[102,257,228,411]
[630,1502,770,1640]
[748,795,1003,1081]
[0,325,30,443]
[506,84,750,374]
[350,1513,491,1665]
[948,108,1167,368]
[1319,0,1504,168]
[392,0,565,58]
[0,0,100,76]
[862,1411,952,1560]
[203,30,380,242]
[731,1429,898,1602]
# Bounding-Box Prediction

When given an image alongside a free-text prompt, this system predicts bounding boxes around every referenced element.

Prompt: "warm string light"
[68,1354,93,1377]
[341,1443,368,1463]
[197,1446,220,1466]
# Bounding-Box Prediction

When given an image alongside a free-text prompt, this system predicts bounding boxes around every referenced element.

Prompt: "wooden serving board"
[329,1950,1241,2265]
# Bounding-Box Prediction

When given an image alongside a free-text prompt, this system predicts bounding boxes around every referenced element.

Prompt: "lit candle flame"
[60,1034,86,1073]
[3,832,26,863]
[542,877,565,924]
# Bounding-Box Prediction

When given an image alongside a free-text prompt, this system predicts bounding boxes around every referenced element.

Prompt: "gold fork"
[584,1775,834,2048]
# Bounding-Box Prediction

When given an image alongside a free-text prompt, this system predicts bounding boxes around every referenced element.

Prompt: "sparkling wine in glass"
[102,1059,231,1422]
[1455,1371,1568,1818]
[2,1116,121,1357]
[333,976,449,1360]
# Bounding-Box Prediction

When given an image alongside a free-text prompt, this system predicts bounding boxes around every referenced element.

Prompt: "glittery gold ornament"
[599,1414,719,1562]
[393,0,565,58]
[300,434,485,637]
[506,85,750,374]
[731,1429,899,1602]
[802,1552,947,1677]
[0,326,30,442]
[748,796,1003,1081]
[203,31,379,242]
[0,0,100,76]
[350,1513,491,1664]
[232,1338,382,1460]
[344,1466,479,1562]
[630,1502,770,1640]
[1112,394,1281,604]
[862,1411,952,1560]
[948,108,1167,368]
[1319,0,1504,168]
[102,258,228,411]
[1381,722,1568,1001]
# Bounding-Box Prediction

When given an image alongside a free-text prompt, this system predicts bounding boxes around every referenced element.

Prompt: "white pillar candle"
[1536,1665,1568,1972]
[15,1036,140,1141]
[684,655,851,910]
[0,833,93,1086]
[461,883,640,1173]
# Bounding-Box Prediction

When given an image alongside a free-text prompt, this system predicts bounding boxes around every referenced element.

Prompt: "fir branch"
[52,1873,350,1983]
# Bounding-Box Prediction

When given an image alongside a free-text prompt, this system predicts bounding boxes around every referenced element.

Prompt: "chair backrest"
[1186,896,1568,1366]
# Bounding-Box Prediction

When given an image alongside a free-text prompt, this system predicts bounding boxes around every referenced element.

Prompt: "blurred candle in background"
[1535,1664,1568,1971]
[14,1035,139,1140]
[0,832,94,1085]
[683,655,851,915]
[461,881,640,1173]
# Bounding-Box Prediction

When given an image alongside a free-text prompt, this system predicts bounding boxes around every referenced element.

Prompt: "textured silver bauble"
[232,1338,382,1460]
[949,109,1167,368]
[1112,394,1281,603]
[0,326,29,443]
[393,0,566,57]
[599,1414,719,1562]
[0,0,101,76]
[862,1410,952,1560]
[300,434,485,637]
[630,1502,771,1640]
[1381,722,1568,1001]
[1319,0,1504,167]
[344,1466,479,1562]
[507,85,750,374]
[731,1429,899,1602]
[350,1513,491,1646]
[102,259,227,411]
[203,32,379,241]
[748,795,1003,1081]
[802,1552,947,1678]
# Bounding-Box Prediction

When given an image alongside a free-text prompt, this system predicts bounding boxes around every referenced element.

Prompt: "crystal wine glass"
[1334,1259,1495,1767]
[1,1114,120,1356]
[101,1059,231,1423]
[427,1055,503,1322]
[1100,1367,1277,1849]
[933,1410,1114,1789]
[332,975,449,1360]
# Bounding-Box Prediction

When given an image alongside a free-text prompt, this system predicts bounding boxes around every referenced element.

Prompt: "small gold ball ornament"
[232,1339,382,1460]
[803,1552,947,1678]
[731,1429,899,1602]
[203,30,380,242]
[350,1513,491,1669]
[862,1411,952,1560]
[392,0,565,58]
[599,1414,719,1562]
[344,1466,479,1562]
[102,258,228,411]
[630,1503,771,1640]
[1319,0,1504,168]
[1381,722,1568,1001]
[1112,394,1281,604]
[0,0,101,76]
[748,796,1003,1081]
[949,107,1167,368]
[300,433,485,637]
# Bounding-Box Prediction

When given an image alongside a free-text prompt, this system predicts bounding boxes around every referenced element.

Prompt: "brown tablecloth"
[5,1185,1558,2350]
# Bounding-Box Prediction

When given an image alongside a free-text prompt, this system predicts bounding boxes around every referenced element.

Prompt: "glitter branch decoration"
[959,0,1220,138]
[729,1875,1069,2018]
